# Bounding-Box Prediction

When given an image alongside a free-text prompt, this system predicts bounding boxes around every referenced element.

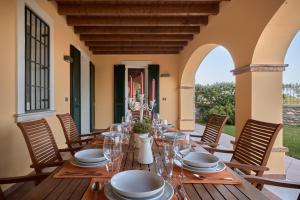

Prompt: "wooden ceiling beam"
[85,41,188,47]
[74,26,200,34]
[57,3,219,16]
[89,46,183,51]
[93,50,179,54]
[50,0,229,4]
[67,16,208,26]
[80,34,193,41]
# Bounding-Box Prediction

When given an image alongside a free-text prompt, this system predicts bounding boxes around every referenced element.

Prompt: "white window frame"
[16,0,55,122]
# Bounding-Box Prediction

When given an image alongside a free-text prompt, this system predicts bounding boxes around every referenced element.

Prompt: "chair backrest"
[232,119,283,176]
[201,114,228,145]
[56,113,81,147]
[17,119,62,173]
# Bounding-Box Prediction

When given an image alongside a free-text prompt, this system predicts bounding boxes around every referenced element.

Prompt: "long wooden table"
[22,138,269,200]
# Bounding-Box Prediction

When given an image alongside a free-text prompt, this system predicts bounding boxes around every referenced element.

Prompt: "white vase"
[138,136,154,164]
[134,133,148,148]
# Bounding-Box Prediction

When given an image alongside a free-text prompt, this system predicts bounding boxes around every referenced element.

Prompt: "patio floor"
[189,124,300,200]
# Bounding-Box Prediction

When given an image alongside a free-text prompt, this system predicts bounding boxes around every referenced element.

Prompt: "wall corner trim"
[231,64,288,76]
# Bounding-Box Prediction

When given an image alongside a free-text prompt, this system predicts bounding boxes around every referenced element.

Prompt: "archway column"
[179,85,195,131]
[234,64,288,176]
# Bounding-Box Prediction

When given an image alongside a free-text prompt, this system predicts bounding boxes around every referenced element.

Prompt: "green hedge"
[195,82,235,125]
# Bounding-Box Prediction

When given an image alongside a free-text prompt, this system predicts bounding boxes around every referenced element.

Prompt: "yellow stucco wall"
[92,55,179,129]
[0,0,93,190]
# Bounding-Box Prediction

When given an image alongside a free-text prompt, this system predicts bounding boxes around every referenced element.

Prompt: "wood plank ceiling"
[50,0,228,54]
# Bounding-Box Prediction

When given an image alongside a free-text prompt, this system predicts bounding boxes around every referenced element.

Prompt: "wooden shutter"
[70,45,81,131]
[114,65,125,123]
[148,64,160,113]
[90,62,95,131]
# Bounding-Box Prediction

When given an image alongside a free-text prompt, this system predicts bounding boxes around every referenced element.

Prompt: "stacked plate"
[176,152,226,173]
[104,170,174,200]
[162,132,186,140]
[70,149,108,168]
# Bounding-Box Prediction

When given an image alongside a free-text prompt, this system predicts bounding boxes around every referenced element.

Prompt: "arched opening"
[194,46,235,138]
[282,31,300,160]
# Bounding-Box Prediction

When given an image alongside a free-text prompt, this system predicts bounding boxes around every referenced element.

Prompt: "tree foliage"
[195,82,235,125]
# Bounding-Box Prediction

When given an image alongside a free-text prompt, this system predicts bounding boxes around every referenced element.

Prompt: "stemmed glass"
[103,135,122,176]
[173,137,191,182]
[155,156,173,183]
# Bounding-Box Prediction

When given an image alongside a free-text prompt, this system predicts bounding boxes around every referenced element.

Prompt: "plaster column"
[233,64,287,176]
[179,85,195,131]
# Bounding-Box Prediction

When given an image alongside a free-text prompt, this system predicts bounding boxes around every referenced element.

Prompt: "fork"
[193,173,233,180]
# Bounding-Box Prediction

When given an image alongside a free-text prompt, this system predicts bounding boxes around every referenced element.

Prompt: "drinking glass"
[173,138,191,181]
[103,135,122,175]
[155,156,174,184]
[155,157,164,176]
[164,157,174,181]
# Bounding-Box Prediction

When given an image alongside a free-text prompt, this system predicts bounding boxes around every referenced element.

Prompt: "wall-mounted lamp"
[160,73,171,78]
[63,55,73,63]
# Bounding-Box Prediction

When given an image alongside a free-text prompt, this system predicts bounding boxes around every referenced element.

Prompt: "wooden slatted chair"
[243,175,300,199]
[0,173,50,200]
[191,114,228,148]
[56,113,107,153]
[206,119,283,189]
[17,119,79,174]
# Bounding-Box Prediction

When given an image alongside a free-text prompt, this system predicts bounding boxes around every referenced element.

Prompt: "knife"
[178,185,188,200]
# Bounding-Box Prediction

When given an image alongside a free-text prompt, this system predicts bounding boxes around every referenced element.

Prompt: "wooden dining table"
[22,136,269,200]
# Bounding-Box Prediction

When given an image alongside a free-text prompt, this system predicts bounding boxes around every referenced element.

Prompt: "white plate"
[110,170,165,198]
[105,181,173,200]
[74,149,106,163]
[102,131,122,137]
[162,132,186,139]
[70,159,109,168]
[175,159,226,174]
[183,152,219,168]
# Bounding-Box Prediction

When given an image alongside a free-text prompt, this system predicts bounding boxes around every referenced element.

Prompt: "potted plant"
[132,120,151,148]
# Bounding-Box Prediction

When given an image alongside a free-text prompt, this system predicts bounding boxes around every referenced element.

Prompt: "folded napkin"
[172,165,242,185]
[54,155,123,179]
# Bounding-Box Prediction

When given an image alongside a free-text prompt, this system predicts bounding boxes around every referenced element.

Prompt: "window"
[25,7,50,112]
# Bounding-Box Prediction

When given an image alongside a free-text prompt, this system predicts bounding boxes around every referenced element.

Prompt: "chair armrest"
[196,141,218,147]
[0,173,51,184]
[81,129,109,137]
[190,134,202,138]
[242,175,300,189]
[30,161,65,169]
[59,146,82,152]
[224,162,269,172]
[203,146,234,153]
[68,138,93,144]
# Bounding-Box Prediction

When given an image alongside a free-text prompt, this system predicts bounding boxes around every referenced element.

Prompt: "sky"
[195,31,300,85]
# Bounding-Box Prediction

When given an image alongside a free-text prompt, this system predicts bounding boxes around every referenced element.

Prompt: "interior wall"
[0,0,93,190]
[93,55,179,129]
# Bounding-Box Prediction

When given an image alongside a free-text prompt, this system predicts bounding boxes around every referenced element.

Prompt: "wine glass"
[173,137,191,182]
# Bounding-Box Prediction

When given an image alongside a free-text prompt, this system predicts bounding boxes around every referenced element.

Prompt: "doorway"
[70,45,81,131]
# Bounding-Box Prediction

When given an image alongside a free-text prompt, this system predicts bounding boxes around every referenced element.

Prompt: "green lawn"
[198,123,300,159]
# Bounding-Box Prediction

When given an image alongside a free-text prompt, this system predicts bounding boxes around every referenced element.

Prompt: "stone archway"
[178,0,293,175]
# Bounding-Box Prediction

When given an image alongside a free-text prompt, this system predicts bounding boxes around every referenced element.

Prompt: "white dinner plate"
[183,152,219,168]
[110,170,165,198]
[74,149,106,163]
[70,158,109,168]
[162,132,186,139]
[105,181,173,200]
[175,159,226,174]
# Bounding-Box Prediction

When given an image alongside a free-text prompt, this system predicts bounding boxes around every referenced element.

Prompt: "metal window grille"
[25,7,50,112]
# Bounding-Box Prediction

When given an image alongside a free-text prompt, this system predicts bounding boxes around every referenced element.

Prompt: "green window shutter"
[148,64,160,113]
[114,64,125,123]
[70,45,81,132]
